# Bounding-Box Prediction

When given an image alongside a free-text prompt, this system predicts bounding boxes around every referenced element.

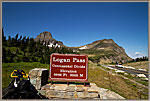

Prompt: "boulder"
[29,68,48,90]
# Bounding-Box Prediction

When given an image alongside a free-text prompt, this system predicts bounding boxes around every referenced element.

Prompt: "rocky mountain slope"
[34,31,131,64]
[34,31,63,47]
[75,39,131,64]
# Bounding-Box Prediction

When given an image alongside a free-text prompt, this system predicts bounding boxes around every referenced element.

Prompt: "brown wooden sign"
[49,53,88,82]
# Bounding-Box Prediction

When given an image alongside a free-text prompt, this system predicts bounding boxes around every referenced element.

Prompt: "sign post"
[49,53,88,82]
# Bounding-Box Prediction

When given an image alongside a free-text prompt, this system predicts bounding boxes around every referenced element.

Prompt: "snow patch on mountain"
[79,46,87,50]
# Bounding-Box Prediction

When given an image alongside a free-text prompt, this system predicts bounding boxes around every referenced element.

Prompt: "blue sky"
[2,2,148,58]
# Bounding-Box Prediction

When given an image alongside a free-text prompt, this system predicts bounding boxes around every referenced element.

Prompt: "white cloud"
[135,52,143,55]
[128,52,145,59]
[135,52,144,57]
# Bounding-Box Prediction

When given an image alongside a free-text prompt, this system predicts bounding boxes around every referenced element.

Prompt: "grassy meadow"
[88,62,148,99]
[124,61,148,70]
[2,62,49,88]
[2,61,148,99]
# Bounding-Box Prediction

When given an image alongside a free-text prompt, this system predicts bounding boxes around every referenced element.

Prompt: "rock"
[76,92,86,98]
[87,87,99,93]
[65,92,74,98]
[34,81,124,99]
[50,84,55,90]
[30,79,36,85]
[105,90,125,99]
[36,79,41,90]
[87,84,99,93]
[98,88,125,99]
[76,85,84,87]
[90,83,97,86]
[46,90,72,98]
[34,31,53,42]
[41,84,51,90]
[86,92,99,98]
[59,91,67,98]
[76,92,99,98]
[46,90,60,98]
[66,86,75,92]
[29,68,48,90]
[73,92,78,98]
[69,84,76,87]
[29,69,39,78]
[38,90,46,96]
[37,70,43,77]
[76,87,84,92]
[34,31,64,47]
[54,84,68,91]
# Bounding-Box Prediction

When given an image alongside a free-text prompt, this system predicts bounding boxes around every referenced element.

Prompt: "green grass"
[2,62,148,99]
[100,64,149,87]
[79,49,116,56]
[88,62,148,99]
[2,62,49,88]
[124,61,148,71]
[124,74,148,86]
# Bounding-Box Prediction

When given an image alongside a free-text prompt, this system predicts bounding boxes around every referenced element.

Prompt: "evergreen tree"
[19,35,22,40]
[16,48,19,54]
[29,38,36,56]
[2,46,7,62]
[11,38,15,46]
[18,35,22,46]
[7,36,12,47]
[23,56,29,62]
[20,36,26,56]
[40,56,45,64]
[2,31,77,63]
[26,36,30,45]
[2,28,7,46]
[7,49,12,62]
[14,34,19,46]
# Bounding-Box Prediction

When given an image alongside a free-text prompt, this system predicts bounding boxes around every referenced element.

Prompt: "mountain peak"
[75,38,131,64]
[34,31,52,42]
[40,31,52,38]
[93,39,114,44]
[34,31,63,47]
[102,39,113,41]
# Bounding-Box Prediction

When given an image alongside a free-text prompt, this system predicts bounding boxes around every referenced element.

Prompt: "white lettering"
[80,74,83,77]
[74,65,85,68]
[60,69,77,73]
[54,73,62,76]
[53,57,70,63]
[73,58,85,63]
[52,64,73,68]
[63,73,67,77]
[70,74,78,77]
